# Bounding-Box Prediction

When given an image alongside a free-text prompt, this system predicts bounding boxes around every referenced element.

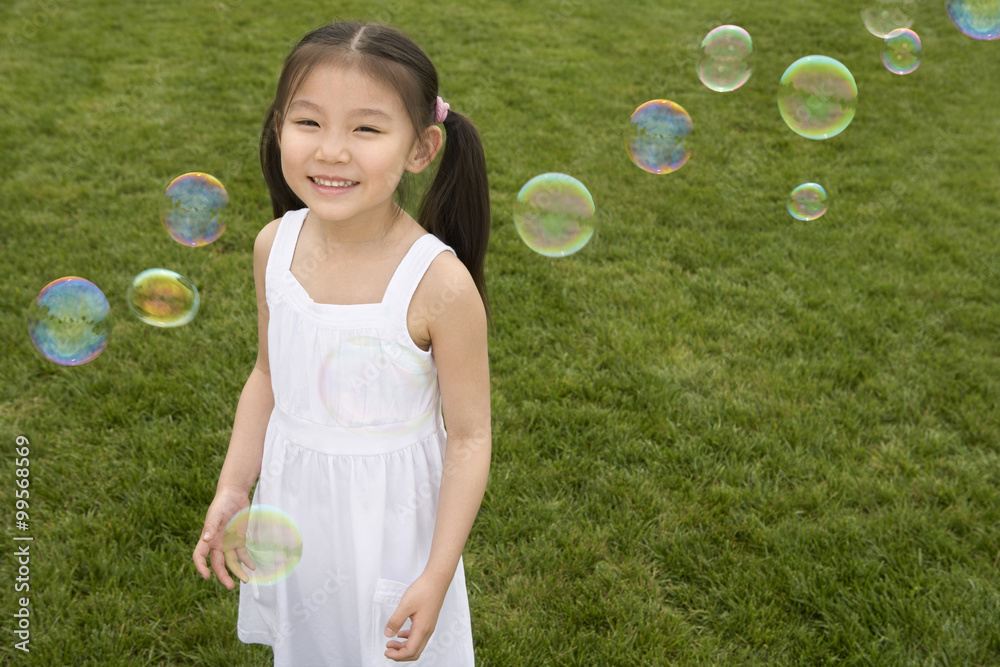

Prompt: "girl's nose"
[316,133,350,163]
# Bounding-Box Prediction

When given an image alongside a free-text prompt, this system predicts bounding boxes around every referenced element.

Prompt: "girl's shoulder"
[253,217,283,266]
[254,217,282,254]
[410,242,486,361]
[412,242,482,321]
[252,218,283,290]
[418,239,470,289]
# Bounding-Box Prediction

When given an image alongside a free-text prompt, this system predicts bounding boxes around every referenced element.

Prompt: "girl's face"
[278,63,437,229]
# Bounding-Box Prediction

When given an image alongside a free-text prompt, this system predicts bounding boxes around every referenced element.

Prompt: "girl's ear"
[406,125,443,174]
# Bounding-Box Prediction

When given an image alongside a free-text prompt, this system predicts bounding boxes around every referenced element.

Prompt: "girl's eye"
[356,126,380,133]
[295,119,319,127]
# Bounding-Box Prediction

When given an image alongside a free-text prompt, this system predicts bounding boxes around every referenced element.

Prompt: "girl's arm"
[218,219,279,493]
[382,252,491,661]
[192,220,279,589]
[421,256,491,587]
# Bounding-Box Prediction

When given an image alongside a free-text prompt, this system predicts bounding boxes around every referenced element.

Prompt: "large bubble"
[223,505,303,586]
[513,173,596,257]
[777,56,858,140]
[698,25,754,93]
[945,0,1000,40]
[624,100,694,174]
[26,277,110,366]
[861,1,914,37]
[882,28,922,75]
[318,336,437,436]
[162,172,228,246]
[787,183,829,221]
[127,268,200,327]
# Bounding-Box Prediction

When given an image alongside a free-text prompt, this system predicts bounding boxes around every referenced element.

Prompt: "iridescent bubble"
[882,28,922,75]
[624,100,693,174]
[127,268,200,327]
[223,505,303,586]
[787,183,829,221]
[698,25,754,93]
[319,336,437,436]
[777,56,858,140]
[861,1,914,37]
[162,172,228,246]
[26,277,110,366]
[513,173,596,257]
[945,0,1000,40]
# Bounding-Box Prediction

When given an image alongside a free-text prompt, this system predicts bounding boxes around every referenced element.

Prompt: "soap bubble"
[162,172,228,246]
[861,1,914,37]
[513,173,596,257]
[787,183,829,221]
[698,25,754,92]
[223,505,303,586]
[319,336,437,436]
[624,100,693,174]
[882,28,922,75]
[127,268,200,327]
[777,56,858,140]
[26,277,110,366]
[945,0,1000,40]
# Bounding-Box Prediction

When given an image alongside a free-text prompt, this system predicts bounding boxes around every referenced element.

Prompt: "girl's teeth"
[313,177,357,187]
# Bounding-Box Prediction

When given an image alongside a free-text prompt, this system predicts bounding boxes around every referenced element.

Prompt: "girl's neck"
[306,202,411,255]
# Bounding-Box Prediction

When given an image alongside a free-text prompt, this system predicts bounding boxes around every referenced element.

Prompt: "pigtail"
[418,109,491,323]
[260,104,305,219]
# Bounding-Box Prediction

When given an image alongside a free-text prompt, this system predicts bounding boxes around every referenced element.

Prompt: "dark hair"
[259,21,491,320]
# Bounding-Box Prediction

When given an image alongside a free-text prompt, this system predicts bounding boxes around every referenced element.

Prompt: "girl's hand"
[383,574,449,662]
[192,487,255,590]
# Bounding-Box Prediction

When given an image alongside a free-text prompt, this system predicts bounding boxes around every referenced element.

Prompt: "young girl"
[192,21,491,666]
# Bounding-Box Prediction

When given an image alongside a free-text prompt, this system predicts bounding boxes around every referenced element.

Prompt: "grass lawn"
[1,0,999,664]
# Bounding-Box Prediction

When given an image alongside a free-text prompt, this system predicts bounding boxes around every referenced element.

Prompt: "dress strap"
[381,233,456,332]
[264,208,308,286]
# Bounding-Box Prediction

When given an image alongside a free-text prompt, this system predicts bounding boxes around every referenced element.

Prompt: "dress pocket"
[371,578,413,665]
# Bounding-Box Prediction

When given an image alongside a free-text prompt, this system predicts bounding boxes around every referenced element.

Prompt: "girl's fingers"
[235,544,256,571]
[194,516,225,579]
[211,547,236,589]
[192,541,211,579]
[195,497,254,589]
[387,623,426,660]
[224,547,250,585]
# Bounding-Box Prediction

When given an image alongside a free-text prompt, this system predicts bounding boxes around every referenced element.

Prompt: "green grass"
[2,0,999,664]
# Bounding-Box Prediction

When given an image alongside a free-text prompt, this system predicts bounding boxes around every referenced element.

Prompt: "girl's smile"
[310,176,358,188]
[308,175,360,194]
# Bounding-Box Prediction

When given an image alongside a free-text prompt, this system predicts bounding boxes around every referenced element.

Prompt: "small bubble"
[223,506,303,585]
[777,56,857,140]
[882,28,922,75]
[162,172,228,246]
[861,1,914,37]
[26,277,110,366]
[513,173,596,257]
[126,268,200,327]
[624,100,693,174]
[787,183,829,221]
[698,25,753,93]
[945,0,1000,40]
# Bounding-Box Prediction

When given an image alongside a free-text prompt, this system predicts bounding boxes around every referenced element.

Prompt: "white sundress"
[237,207,476,666]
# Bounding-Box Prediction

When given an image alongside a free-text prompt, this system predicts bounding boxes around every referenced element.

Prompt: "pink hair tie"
[434,96,450,124]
